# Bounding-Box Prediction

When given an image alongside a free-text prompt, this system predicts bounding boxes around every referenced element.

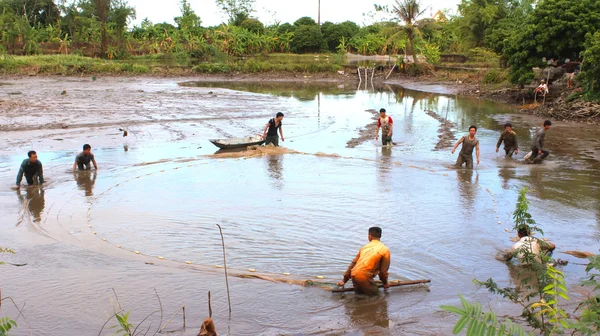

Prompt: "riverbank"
[2,55,597,124]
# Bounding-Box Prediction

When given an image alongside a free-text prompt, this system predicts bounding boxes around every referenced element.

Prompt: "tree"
[580,32,600,101]
[0,0,60,26]
[504,0,600,85]
[240,18,264,34]
[92,0,110,56]
[291,25,325,53]
[215,0,255,24]
[454,0,511,50]
[293,16,317,27]
[387,0,426,63]
[321,20,359,52]
[174,0,201,31]
[277,22,294,35]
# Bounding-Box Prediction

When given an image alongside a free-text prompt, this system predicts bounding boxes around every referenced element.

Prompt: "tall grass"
[0,55,150,75]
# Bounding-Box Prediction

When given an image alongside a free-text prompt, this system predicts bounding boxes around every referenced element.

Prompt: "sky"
[127,0,462,27]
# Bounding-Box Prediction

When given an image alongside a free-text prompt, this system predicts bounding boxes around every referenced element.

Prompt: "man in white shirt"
[534,79,549,96]
[502,226,555,264]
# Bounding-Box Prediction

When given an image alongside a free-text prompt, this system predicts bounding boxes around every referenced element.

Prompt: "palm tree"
[386,0,426,63]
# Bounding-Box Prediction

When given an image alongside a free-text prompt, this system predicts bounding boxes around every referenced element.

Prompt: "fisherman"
[451,126,480,169]
[14,151,44,189]
[527,120,552,164]
[502,226,555,264]
[337,227,391,296]
[375,108,393,146]
[73,144,98,171]
[262,112,284,147]
[496,123,519,158]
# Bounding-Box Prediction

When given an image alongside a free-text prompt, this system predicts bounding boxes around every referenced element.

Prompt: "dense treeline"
[0,0,598,98]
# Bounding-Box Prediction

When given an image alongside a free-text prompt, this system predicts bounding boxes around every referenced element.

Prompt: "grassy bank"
[0,55,343,76]
[0,55,151,75]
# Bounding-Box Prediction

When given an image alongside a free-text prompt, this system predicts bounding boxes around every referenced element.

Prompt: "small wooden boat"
[209,135,265,149]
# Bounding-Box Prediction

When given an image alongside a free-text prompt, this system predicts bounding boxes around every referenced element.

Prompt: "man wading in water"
[262,112,284,147]
[14,151,44,189]
[496,123,519,158]
[73,144,98,171]
[452,126,480,169]
[527,120,552,164]
[338,227,391,296]
[375,108,393,146]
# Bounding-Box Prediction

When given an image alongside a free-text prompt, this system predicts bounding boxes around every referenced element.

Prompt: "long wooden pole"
[331,279,431,293]
[216,224,232,315]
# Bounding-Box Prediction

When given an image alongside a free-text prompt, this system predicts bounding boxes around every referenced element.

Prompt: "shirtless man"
[452,126,480,169]
[338,227,391,296]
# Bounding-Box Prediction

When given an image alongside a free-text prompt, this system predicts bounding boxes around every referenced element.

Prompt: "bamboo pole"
[370,66,375,84]
[216,224,232,315]
[332,279,431,293]
[364,68,368,89]
[385,64,396,80]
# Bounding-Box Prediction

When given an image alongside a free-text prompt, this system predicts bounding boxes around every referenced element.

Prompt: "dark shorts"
[265,135,279,147]
[25,173,40,185]
[455,154,474,169]
[382,135,393,146]
[529,147,549,162]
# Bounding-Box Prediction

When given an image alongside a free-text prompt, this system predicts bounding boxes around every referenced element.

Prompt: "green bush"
[483,68,508,84]
[580,32,600,101]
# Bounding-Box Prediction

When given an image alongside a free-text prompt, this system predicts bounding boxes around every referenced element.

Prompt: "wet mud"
[1,77,600,336]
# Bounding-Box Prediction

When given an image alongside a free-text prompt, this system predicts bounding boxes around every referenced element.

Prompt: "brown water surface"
[1,77,599,335]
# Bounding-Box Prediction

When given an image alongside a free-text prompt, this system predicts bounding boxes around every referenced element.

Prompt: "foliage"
[0,0,60,26]
[174,0,201,32]
[579,32,600,101]
[216,0,255,24]
[405,62,434,76]
[111,311,134,335]
[293,16,317,27]
[441,294,534,335]
[192,59,341,73]
[0,317,17,336]
[0,246,15,265]
[504,0,600,85]
[321,21,359,52]
[387,0,426,63]
[292,25,326,53]
[0,55,150,74]
[483,68,508,84]
[240,18,264,34]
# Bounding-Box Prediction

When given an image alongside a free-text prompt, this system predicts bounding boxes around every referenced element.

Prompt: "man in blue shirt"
[15,151,44,189]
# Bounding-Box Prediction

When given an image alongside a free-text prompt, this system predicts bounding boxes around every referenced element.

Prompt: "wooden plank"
[331,279,431,293]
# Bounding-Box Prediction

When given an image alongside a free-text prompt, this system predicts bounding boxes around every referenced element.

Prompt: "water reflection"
[455,169,479,211]
[499,167,516,191]
[17,186,45,223]
[74,170,97,197]
[377,146,393,187]
[266,155,284,189]
[342,295,390,330]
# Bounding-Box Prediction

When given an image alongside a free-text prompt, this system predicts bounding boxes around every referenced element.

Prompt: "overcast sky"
[127,0,461,27]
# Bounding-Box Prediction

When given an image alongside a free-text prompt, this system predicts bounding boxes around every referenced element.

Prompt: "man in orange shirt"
[338,227,391,295]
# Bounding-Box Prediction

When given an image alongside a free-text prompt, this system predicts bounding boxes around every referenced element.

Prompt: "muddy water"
[1,77,600,336]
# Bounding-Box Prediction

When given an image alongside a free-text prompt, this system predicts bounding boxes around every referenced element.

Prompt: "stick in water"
[216,224,232,315]
[332,279,431,293]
